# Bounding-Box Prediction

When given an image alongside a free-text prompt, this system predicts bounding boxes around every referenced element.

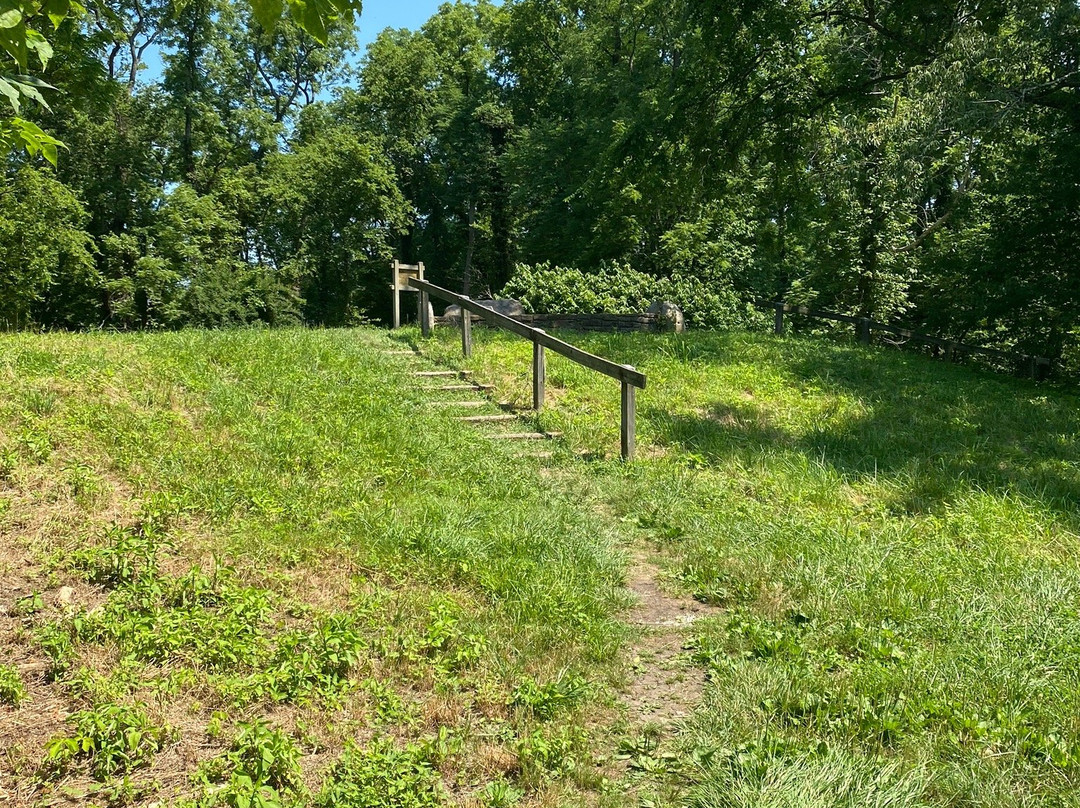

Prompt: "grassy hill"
[2,326,1079,807]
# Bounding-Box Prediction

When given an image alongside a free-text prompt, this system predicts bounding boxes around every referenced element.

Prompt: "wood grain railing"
[769,302,1052,380]
[409,278,647,459]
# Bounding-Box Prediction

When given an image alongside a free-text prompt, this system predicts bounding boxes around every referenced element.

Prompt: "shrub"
[189,719,305,807]
[501,261,659,316]
[499,261,758,329]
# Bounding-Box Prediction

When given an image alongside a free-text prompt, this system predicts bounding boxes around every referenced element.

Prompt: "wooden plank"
[859,318,871,345]
[489,431,563,440]
[414,370,471,377]
[408,278,646,388]
[420,290,431,337]
[621,379,636,461]
[434,384,493,391]
[429,400,488,407]
[456,414,519,423]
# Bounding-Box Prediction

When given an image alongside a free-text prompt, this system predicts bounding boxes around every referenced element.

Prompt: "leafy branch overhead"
[0,0,361,163]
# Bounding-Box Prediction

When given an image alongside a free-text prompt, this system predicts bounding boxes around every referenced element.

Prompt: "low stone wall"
[518,313,660,332]
[434,312,663,333]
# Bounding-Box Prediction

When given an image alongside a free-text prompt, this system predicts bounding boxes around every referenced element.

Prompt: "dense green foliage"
[503,261,752,330]
[3,0,1080,362]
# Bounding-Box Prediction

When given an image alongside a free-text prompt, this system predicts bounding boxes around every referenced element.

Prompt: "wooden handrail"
[407,277,646,459]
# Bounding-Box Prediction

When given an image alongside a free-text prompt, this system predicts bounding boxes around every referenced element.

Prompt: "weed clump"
[0,664,26,706]
[187,719,305,808]
[315,738,444,808]
[43,702,170,779]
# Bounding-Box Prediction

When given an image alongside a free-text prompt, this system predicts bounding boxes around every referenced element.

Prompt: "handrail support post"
[533,332,545,410]
[420,290,430,337]
[461,296,472,358]
[774,302,784,335]
[859,317,871,345]
[621,371,636,461]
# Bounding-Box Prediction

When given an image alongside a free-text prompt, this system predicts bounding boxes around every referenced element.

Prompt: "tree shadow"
[641,337,1080,529]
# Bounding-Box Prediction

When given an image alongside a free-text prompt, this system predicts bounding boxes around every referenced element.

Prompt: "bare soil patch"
[622,550,718,728]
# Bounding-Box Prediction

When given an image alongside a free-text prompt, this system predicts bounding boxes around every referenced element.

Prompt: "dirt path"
[622,549,718,727]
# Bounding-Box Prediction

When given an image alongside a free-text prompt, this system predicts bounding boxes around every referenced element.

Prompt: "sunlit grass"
[4,323,1080,806]
[416,323,1080,806]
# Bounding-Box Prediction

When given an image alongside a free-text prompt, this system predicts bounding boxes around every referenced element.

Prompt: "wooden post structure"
[859,318,871,345]
[621,368,636,461]
[533,331,546,411]
[420,290,431,337]
[461,296,472,358]
[774,303,784,335]
[391,260,425,330]
[392,260,402,329]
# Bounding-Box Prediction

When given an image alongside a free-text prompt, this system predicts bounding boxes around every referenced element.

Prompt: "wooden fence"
[769,302,1052,380]
[408,278,647,460]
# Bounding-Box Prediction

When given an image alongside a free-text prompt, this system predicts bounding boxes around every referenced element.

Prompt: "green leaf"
[0,20,28,68]
[250,0,283,33]
[286,0,326,44]
[42,0,70,28]
[26,28,52,68]
[0,75,20,112]
[12,75,49,108]
[0,8,21,29]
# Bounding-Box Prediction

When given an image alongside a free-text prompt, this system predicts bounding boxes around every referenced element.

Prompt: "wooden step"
[434,384,493,391]
[414,370,472,377]
[430,400,488,408]
[489,431,563,440]
[456,414,519,423]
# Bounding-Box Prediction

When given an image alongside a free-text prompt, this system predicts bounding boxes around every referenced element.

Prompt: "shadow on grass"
[638,334,1080,526]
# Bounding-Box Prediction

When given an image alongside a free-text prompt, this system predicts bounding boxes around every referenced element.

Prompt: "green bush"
[188,719,305,807]
[499,261,759,330]
[500,261,659,316]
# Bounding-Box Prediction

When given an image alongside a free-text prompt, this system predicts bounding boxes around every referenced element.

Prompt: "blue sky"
[355,1,450,52]
[142,1,461,84]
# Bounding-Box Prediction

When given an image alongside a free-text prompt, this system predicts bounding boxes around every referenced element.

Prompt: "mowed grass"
[0,328,630,807]
[417,325,1080,807]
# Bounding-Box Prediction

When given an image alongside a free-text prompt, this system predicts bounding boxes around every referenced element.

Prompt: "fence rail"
[408,278,646,459]
[768,302,1052,380]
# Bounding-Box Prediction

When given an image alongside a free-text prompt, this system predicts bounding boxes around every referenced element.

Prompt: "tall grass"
[417,324,1080,806]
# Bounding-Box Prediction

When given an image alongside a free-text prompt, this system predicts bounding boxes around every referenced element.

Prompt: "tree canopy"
[2,0,1078,368]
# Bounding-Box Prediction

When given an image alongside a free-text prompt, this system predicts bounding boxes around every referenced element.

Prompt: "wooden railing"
[769,302,1052,380]
[408,278,647,459]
